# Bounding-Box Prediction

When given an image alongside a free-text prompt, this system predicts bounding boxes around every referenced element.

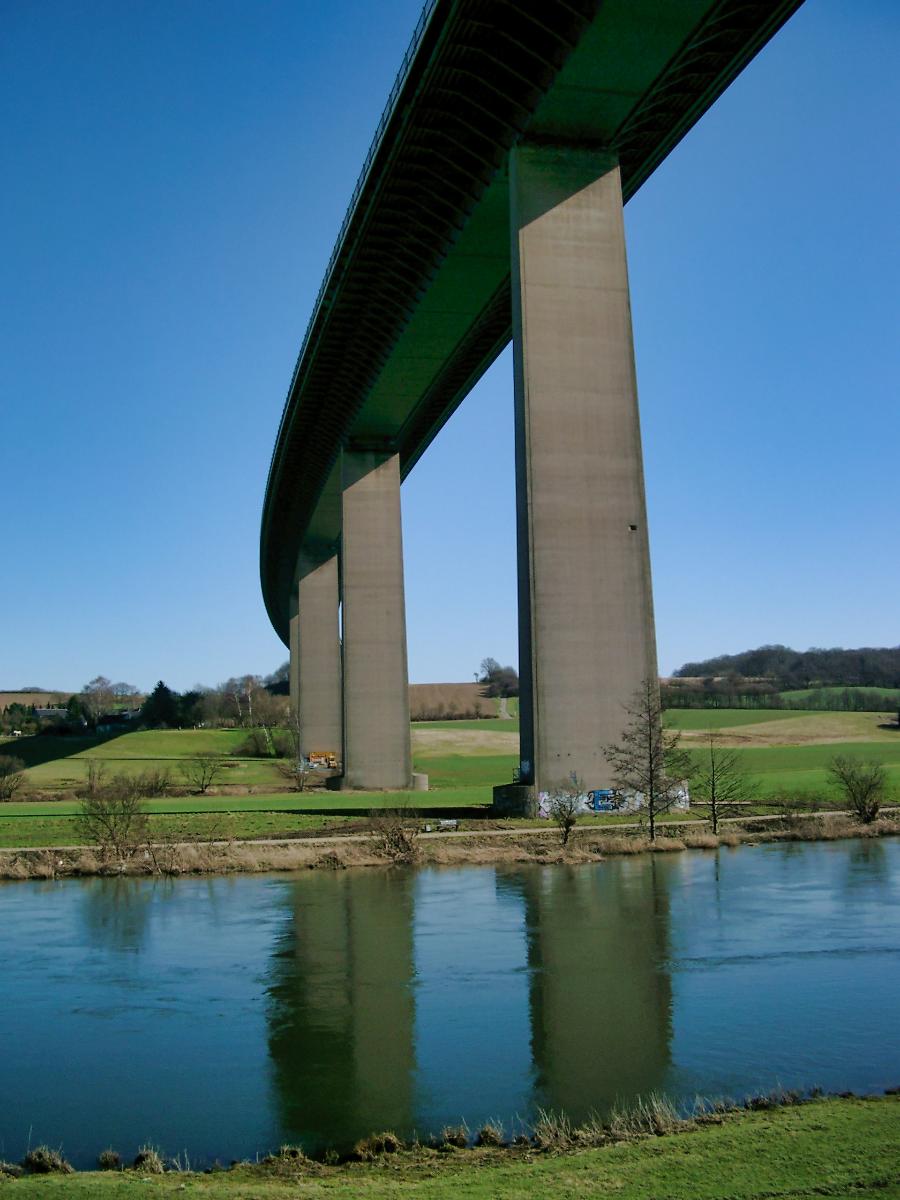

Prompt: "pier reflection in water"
[0,840,898,1166]
[266,857,674,1147]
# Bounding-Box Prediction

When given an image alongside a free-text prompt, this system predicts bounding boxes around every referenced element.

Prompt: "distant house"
[95,711,139,736]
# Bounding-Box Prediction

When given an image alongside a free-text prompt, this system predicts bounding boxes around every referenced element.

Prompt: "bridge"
[260,0,803,795]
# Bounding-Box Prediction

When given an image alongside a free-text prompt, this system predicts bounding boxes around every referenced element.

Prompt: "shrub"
[180,753,225,794]
[133,1146,165,1174]
[439,1124,468,1149]
[0,755,25,800]
[97,1148,121,1170]
[828,756,887,824]
[352,1131,402,1160]
[371,808,420,864]
[22,1146,73,1174]
[475,1122,504,1147]
[233,730,270,757]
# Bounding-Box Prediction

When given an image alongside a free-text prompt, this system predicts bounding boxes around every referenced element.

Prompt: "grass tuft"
[352,1131,403,1159]
[474,1122,504,1147]
[132,1145,165,1174]
[22,1145,74,1174]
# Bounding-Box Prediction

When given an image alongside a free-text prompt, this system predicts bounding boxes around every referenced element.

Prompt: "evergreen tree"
[141,681,180,728]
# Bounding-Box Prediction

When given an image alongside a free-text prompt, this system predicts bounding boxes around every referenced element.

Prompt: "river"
[1,838,897,1167]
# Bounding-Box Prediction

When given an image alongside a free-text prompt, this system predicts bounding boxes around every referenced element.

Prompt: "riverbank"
[2,1093,898,1196]
[1,811,898,880]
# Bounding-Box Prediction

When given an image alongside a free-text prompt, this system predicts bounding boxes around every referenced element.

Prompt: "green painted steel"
[261,0,804,644]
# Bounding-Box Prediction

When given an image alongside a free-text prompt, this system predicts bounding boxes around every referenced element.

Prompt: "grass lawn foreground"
[2,1095,899,1197]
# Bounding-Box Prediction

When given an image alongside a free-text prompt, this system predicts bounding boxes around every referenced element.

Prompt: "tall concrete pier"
[296,555,343,760]
[339,452,411,790]
[262,1,802,798]
[510,145,657,793]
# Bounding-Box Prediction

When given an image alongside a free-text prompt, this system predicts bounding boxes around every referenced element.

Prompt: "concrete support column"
[297,555,343,761]
[340,451,411,790]
[288,599,300,721]
[510,143,658,793]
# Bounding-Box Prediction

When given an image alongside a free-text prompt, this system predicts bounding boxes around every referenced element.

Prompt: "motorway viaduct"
[261,0,803,796]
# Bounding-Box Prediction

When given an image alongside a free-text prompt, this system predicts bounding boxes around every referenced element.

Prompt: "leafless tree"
[81,676,115,721]
[693,732,757,833]
[0,755,25,800]
[603,678,694,841]
[546,774,584,845]
[180,752,226,795]
[828,755,887,824]
[371,804,420,864]
[77,789,149,860]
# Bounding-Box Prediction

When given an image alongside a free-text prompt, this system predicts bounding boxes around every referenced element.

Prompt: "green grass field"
[2,709,900,850]
[3,1096,899,1198]
[663,709,814,729]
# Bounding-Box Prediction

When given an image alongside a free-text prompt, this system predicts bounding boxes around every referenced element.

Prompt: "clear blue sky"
[2,1,897,693]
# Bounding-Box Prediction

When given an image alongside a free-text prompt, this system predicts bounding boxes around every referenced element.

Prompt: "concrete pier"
[297,555,343,761]
[510,143,658,794]
[288,599,300,721]
[340,452,411,790]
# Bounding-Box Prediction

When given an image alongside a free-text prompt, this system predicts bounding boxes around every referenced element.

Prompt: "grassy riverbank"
[2,811,898,881]
[1,709,898,856]
[2,1094,898,1197]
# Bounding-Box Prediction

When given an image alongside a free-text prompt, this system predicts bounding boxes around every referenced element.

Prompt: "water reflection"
[266,860,675,1144]
[79,877,156,952]
[2,840,897,1166]
[517,860,672,1115]
[267,872,415,1147]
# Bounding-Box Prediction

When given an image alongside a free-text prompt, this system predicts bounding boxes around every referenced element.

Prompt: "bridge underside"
[262,0,803,792]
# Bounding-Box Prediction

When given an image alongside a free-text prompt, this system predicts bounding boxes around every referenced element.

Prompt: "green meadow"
[1,706,899,849]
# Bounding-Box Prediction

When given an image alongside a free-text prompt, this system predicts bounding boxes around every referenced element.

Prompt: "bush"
[233,730,270,757]
[828,755,887,823]
[180,753,225,794]
[97,1148,121,1170]
[475,1122,504,1147]
[439,1125,468,1149]
[133,1146,165,1174]
[371,808,420,864]
[21,1146,73,1174]
[352,1131,402,1159]
[77,788,149,860]
[0,755,25,800]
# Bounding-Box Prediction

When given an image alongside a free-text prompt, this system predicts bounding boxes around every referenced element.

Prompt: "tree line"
[674,644,900,690]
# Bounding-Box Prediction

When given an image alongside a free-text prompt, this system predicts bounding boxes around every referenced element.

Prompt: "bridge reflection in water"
[265,861,673,1149]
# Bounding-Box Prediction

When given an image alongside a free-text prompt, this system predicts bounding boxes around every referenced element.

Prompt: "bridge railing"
[268,0,440,482]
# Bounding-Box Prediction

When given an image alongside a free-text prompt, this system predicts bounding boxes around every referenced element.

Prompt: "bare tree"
[77,789,149,860]
[603,678,693,841]
[82,676,115,722]
[371,804,420,864]
[828,755,887,824]
[277,756,313,792]
[0,755,26,801]
[273,712,311,790]
[693,732,757,833]
[180,752,226,795]
[546,774,584,845]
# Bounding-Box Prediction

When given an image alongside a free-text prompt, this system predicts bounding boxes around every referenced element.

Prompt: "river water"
[1,838,898,1167]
